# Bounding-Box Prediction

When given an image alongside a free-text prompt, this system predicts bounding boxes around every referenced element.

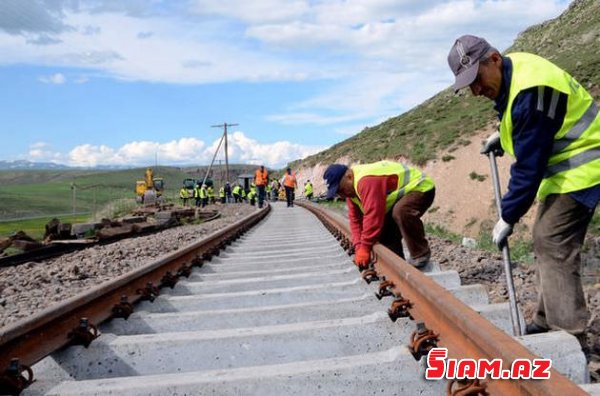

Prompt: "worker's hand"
[492,219,513,249]
[480,131,504,156]
[353,246,371,269]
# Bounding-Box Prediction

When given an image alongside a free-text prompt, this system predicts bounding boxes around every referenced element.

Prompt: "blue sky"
[0,0,571,168]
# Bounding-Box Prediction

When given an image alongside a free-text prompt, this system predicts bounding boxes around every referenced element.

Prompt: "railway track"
[0,201,597,395]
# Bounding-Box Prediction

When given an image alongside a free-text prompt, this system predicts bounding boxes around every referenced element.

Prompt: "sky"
[0,0,572,168]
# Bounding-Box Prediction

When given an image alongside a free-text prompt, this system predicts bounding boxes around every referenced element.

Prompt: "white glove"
[480,131,503,155]
[492,218,513,249]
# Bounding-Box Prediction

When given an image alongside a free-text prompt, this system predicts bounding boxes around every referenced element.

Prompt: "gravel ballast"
[0,204,257,329]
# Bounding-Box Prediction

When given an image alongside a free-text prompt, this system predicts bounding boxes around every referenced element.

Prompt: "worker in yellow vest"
[448,35,600,338]
[304,180,314,201]
[193,183,201,207]
[324,161,435,269]
[219,186,226,204]
[232,183,242,203]
[207,185,215,204]
[248,183,257,206]
[199,184,208,208]
[179,186,189,207]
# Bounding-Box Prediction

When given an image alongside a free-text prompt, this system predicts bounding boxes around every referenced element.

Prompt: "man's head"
[287,167,291,174]
[324,164,354,199]
[260,165,264,171]
[448,35,503,99]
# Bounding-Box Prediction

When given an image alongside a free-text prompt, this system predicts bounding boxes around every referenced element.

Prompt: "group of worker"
[178,183,216,208]
[177,164,309,209]
[322,35,599,349]
[255,165,304,208]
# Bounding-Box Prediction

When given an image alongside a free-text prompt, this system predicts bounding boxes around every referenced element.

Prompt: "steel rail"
[0,205,270,392]
[299,202,586,396]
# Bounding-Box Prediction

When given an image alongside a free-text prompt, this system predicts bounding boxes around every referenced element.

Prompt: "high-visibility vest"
[193,186,200,198]
[350,161,434,213]
[219,187,225,197]
[284,173,297,188]
[233,185,241,195]
[500,53,600,200]
[199,187,207,198]
[304,182,313,195]
[179,188,189,199]
[255,169,269,186]
[207,186,214,197]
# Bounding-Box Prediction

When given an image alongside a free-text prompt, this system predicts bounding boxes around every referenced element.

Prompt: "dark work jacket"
[493,57,600,224]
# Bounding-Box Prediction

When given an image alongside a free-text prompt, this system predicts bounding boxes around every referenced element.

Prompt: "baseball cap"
[448,35,495,92]
[323,164,348,199]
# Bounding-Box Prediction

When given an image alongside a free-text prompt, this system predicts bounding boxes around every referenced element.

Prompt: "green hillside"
[0,164,257,220]
[290,0,600,168]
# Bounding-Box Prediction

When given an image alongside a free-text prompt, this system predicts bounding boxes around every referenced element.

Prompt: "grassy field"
[0,164,261,239]
[0,164,259,221]
[0,214,92,240]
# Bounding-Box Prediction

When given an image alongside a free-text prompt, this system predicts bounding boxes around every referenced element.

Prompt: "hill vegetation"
[0,164,257,220]
[290,0,600,169]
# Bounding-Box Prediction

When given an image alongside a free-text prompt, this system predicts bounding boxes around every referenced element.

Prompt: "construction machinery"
[135,168,164,205]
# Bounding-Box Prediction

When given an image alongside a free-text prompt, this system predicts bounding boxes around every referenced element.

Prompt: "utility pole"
[217,159,223,183]
[211,122,238,182]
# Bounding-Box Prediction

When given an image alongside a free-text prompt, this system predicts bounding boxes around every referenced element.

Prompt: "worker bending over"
[448,35,599,338]
[324,160,435,269]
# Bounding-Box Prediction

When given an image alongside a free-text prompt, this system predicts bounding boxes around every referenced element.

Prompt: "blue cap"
[323,164,348,199]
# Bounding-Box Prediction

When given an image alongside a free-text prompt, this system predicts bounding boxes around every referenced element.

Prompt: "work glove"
[353,246,371,269]
[480,131,504,156]
[492,218,513,249]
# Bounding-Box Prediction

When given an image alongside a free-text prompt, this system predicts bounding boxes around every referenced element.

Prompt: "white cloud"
[189,0,309,24]
[38,72,66,84]
[54,132,322,168]
[28,142,64,162]
[0,0,573,150]
[209,131,325,166]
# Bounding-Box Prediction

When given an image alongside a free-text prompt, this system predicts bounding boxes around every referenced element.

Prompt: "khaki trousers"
[532,193,595,335]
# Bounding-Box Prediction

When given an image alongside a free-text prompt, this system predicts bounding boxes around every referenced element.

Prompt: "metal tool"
[487,150,524,336]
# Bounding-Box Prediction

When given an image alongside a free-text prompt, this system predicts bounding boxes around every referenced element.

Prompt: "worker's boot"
[408,253,430,268]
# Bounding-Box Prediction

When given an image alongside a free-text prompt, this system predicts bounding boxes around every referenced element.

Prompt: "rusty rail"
[299,201,585,396]
[0,206,269,394]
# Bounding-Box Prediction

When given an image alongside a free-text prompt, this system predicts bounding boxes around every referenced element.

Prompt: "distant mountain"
[0,160,73,170]
[0,160,133,170]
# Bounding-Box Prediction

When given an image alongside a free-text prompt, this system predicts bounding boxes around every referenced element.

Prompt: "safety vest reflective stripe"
[500,52,600,200]
[552,102,599,154]
[546,147,600,178]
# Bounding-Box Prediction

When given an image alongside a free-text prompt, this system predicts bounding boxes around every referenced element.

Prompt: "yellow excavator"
[135,167,164,204]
